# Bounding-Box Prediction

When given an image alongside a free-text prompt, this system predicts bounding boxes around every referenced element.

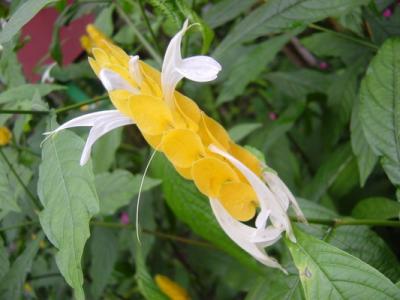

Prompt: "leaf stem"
[0,148,42,210]
[115,3,162,65]
[292,216,400,227]
[308,23,379,50]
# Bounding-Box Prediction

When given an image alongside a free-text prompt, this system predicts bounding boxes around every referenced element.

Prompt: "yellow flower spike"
[92,48,111,67]
[142,132,163,149]
[192,157,239,197]
[198,113,231,150]
[229,143,263,177]
[161,129,205,168]
[80,35,92,53]
[218,182,258,221]
[0,127,12,146]
[86,24,111,45]
[107,64,139,89]
[129,95,174,135]
[175,93,201,131]
[174,165,193,180]
[100,41,130,66]
[109,90,134,116]
[155,275,190,300]
[88,57,101,75]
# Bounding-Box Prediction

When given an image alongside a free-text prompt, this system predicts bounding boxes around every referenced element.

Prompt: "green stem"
[0,149,42,210]
[308,23,379,50]
[54,94,108,114]
[137,0,162,54]
[292,216,400,228]
[0,110,48,115]
[91,221,214,248]
[116,3,162,65]
[0,221,38,232]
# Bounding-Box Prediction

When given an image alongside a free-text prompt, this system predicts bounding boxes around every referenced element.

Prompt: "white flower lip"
[161,19,222,106]
[99,68,139,94]
[43,110,134,165]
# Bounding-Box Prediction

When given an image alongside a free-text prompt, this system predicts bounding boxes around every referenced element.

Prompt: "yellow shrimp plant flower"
[0,126,12,146]
[155,274,190,300]
[46,21,305,272]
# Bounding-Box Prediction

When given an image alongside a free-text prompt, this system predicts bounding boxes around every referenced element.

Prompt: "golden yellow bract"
[154,275,190,300]
[0,127,12,146]
[84,25,263,222]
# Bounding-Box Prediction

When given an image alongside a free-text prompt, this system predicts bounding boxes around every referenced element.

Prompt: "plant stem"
[0,149,42,210]
[308,23,379,50]
[115,3,162,65]
[0,110,48,115]
[137,0,161,54]
[90,221,214,248]
[54,94,108,114]
[291,216,400,228]
[0,221,38,232]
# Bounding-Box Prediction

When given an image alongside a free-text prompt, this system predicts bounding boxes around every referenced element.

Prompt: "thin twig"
[0,149,42,210]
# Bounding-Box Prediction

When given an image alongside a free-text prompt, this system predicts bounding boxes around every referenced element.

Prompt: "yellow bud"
[0,127,12,146]
[155,275,190,300]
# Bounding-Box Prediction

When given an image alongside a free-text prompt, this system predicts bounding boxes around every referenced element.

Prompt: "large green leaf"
[213,0,370,57]
[0,237,9,281]
[95,169,161,215]
[92,128,122,173]
[287,227,400,299]
[89,227,118,299]
[0,233,43,299]
[0,84,65,105]
[217,32,296,105]
[38,128,99,300]
[351,99,378,186]
[203,0,257,28]
[151,154,265,274]
[228,123,262,143]
[352,197,400,220]
[360,38,400,186]
[0,0,58,44]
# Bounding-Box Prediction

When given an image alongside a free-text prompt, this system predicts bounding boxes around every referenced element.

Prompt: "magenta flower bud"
[120,212,130,225]
[269,112,278,121]
[318,61,329,70]
[383,8,392,18]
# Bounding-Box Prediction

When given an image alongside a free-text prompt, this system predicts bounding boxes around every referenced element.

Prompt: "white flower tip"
[177,56,222,83]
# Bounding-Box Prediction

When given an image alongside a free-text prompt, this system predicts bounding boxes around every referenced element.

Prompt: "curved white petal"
[208,144,295,241]
[129,55,143,85]
[80,116,133,165]
[264,172,307,223]
[210,198,287,273]
[161,19,221,106]
[43,110,134,165]
[99,69,139,94]
[41,62,56,83]
[177,56,221,82]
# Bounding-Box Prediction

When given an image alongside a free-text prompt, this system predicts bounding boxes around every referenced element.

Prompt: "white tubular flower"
[43,110,133,165]
[41,62,57,83]
[161,19,222,106]
[209,144,305,272]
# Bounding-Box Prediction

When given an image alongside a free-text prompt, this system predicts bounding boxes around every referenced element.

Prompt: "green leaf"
[301,32,371,65]
[135,239,168,300]
[95,169,161,215]
[38,128,99,300]
[287,227,400,300]
[92,128,122,173]
[351,99,378,186]
[302,144,354,202]
[217,32,296,105]
[203,0,258,29]
[326,226,400,282]
[0,0,58,44]
[89,227,118,299]
[213,0,370,57]
[0,237,9,281]
[0,41,25,87]
[0,233,43,299]
[0,84,65,105]
[228,123,262,143]
[94,5,115,36]
[352,197,400,220]
[360,38,400,186]
[151,154,265,273]
[266,70,332,99]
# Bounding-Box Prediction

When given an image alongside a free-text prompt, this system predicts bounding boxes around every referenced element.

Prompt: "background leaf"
[38,128,99,300]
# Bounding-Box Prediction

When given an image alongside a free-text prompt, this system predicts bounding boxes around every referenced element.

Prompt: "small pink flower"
[269,112,278,121]
[318,61,329,70]
[120,212,130,225]
[383,8,392,18]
